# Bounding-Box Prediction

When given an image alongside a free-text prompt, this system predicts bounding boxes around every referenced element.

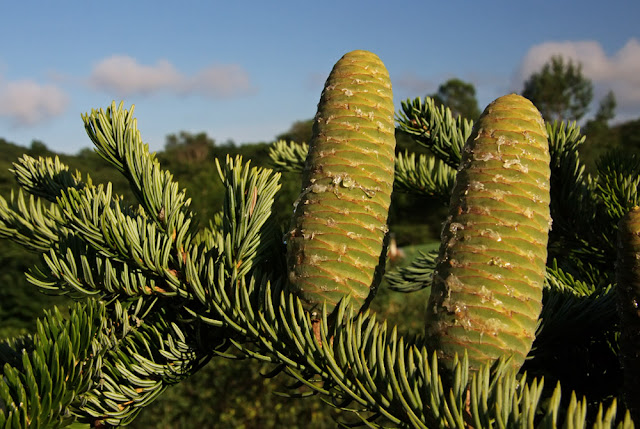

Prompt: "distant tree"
[430,78,481,120]
[521,55,593,123]
[76,147,98,158]
[276,119,314,143]
[580,91,619,172]
[617,118,640,154]
[27,139,50,157]
[594,90,617,125]
[583,90,617,139]
[219,139,237,148]
[164,131,215,164]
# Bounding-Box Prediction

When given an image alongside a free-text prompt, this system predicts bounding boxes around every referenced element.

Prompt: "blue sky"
[1,0,639,154]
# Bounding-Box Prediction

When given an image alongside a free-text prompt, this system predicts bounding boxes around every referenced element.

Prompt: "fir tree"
[0,50,637,428]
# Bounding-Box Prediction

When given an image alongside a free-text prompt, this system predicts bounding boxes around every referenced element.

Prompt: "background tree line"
[1,54,639,427]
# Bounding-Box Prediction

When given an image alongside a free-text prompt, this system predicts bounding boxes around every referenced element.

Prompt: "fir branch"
[76,299,218,427]
[546,121,608,269]
[186,269,631,428]
[11,155,88,203]
[82,102,195,237]
[396,96,474,169]
[168,154,284,325]
[25,235,173,298]
[18,183,191,299]
[0,190,65,253]
[0,301,104,428]
[268,140,308,173]
[215,155,282,281]
[393,151,456,202]
[2,118,206,303]
[385,249,438,292]
[596,151,640,223]
[536,267,617,347]
[54,182,190,294]
[0,298,220,428]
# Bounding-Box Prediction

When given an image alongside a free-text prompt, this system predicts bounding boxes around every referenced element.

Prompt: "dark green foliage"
[0,242,66,339]
[545,121,606,270]
[524,264,621,406]
[581,116,640,174]
[617,118,640,154]
[131,357,344,428]
[577,90,617,174]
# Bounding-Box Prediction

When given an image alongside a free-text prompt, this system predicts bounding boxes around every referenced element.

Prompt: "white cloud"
[89,55,255,98]
[0,78,69,126]
[182,64,253,98]
[514,38,640,120]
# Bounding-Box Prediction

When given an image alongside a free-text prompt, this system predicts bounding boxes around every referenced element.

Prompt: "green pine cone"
[286,50,396,319]
[426,94,550,371]
[616,207,640,421]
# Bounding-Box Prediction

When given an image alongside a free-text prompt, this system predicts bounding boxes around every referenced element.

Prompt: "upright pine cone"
[286,50,396,320]
[616,207,640,422]
[426,94,551,371]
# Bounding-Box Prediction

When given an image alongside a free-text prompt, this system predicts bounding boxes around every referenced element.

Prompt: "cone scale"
[286,50,396,319]
[426,94,551,371]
